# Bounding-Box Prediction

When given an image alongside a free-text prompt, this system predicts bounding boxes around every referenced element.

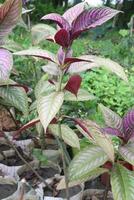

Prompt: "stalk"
[103,175,110,200]
[57,72,70,200]
[58,123,70,200]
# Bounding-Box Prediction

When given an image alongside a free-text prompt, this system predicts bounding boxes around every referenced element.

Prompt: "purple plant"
[41,4,120,48]
[99,104,134,143]
[13,3,130,200]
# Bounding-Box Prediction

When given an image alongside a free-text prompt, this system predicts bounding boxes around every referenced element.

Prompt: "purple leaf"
[14,48,57,63]
[64,75,82,96]
[123,109,134,141]
[15,118,40,137]
[74,118,93,138]
[0,48,13,81]
[55,29,70,48]
[72,7,120,39]
[64,57,91,65]
[57,47,72,65]
[0,0,22,42]
[63,2,85,25]
[41,13,70,30]
[102,127,123,138]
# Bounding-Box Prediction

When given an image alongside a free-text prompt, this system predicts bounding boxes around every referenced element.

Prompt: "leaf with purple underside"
[68,55,128,82]
[99,104,123,133]
[55,29,70,48]
[14,48,57,63]
[123,109,134,141]
[57,47,72,65]
[64,57,92,65]
[0,0,22,42]
[102,127,123,138]
[0,49,13,81]
[41,13,70,30]
[64,75,82,96]
[72,7,121,39]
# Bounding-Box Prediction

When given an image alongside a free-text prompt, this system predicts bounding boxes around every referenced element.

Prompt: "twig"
[3,132,53,191]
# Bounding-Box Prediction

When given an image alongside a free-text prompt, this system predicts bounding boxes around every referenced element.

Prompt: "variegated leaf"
[102,127,123,137]
[0,86,28,115]
[49,124,80,149]
[0,0,22,42]
[57,168,108,189]
[0,49,13,81]
[35,78,55,99]
[41,13,70,30]
[68,145,108,182]
[119,143,134,165]
[37,92,64,132]
[72,7,120,38]
[64,89,95,101]
[99,103,123,133]
[63,2,85,25]
[42,62,60,76]
[83,120,115,162]
[14,48,57,63]
[123,109,134,141]
[111,164,134,200]
[69,55,128,82]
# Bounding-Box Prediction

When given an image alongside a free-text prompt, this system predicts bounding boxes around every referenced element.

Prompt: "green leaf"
[31,24,56,45]
[0,86,28,115]
[64,89,96,101]
[119,143,134,165]
[99,103,123,132]
[49,124,80,149]
[33,148,48,165]
[68,145,108,182]
[37,92,64,132]
[111,164,134,200]
[57,168,108,189]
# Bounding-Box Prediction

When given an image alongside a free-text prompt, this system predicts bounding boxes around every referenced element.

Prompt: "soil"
[0,147,32,166]
[0,184,17,199]
[83,178,113,200]
[19,167,59,186]
[0,144,10,151]
[82,190,113,200]
[85,177,105,190]
[44,185,81,198]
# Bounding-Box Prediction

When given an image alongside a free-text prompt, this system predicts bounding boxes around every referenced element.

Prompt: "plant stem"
[103,175,110,200]
[3,132,53,191]
[58,123,70,200]
[56,71,70,199]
